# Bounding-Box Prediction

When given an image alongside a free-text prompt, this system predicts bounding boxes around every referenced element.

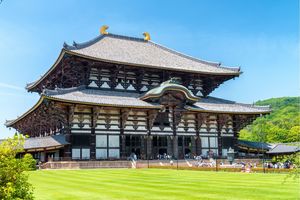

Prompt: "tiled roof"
[6,88,271,128]
[238,140,272,150]
[24,135,69,150]
[64,34,240,75]
[268,144,300,154]
[186,97,271,114]
[44,87,161,108]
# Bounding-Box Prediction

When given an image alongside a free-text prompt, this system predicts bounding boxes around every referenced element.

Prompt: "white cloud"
[0,82,24,91]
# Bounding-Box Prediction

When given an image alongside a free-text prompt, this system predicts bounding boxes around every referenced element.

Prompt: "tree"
[281,152,300,182]
[288,126,300,142]
[239,97,300,143]
[0,135,35,200]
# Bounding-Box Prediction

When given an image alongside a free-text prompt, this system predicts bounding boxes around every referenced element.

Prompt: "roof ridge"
[64,34,105,50]
[64,33,146,50]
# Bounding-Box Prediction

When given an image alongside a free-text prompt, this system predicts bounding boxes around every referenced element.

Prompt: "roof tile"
[65,34,240,75]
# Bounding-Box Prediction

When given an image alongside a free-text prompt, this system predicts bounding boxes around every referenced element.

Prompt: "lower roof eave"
[5,95,162,128]
[24,145,66,153]
[45,96,162,109]
[185,106,271,115]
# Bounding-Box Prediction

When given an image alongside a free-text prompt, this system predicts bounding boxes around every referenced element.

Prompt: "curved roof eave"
[26,49,67,91]
[67,50,241,75]
[185,105,271,115]
[26,48,241,92]
[44,95,162,109]
[5,96,45,127]
[6,95,162,128]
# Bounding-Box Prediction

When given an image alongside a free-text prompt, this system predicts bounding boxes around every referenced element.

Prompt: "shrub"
[23,154,37,171]
[0,135,35,200]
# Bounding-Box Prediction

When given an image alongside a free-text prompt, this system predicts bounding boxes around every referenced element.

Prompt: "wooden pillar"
[141,135,146,159]
[147,136,153,159]
[195,113,205,157]
[217,133,222,157]
[216,115,224,157]
[182,136,185,158]
[90,107,96,160]
[144,135,149,160]
[64,105,74,161]
[120,109,128,159]
[171,106,179,159]
[232,115,239,153]
[173,136,178,159]
[196,136,201,156]
[147,110,157,160]
[167,136,173,156]
[191,136,197,156]
[121,135,126,159]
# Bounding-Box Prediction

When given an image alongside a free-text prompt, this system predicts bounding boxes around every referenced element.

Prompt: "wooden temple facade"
[6,28,271,161]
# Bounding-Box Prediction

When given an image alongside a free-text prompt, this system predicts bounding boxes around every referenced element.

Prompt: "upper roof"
[26,32,241,92]
[64,33,240,75]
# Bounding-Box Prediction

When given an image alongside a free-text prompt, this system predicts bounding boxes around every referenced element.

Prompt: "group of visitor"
[157,153,172,160]
[264,161,292,169]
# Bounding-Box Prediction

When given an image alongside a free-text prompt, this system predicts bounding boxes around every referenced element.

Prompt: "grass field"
[29,169,299,200]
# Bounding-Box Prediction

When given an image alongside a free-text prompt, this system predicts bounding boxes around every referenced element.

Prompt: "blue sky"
[0,0,299,138]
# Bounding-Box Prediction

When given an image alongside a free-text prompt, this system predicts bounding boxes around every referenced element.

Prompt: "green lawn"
[29,169,299,200]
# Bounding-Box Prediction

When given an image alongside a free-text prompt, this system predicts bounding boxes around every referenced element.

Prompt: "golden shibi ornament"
[143,32,151,41]
[100,25,109,35]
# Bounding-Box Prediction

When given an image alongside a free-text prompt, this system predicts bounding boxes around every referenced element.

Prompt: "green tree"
[0,135,35,200]
[288,126,300,142]
[239,97,300,143]
[281,152,300,182]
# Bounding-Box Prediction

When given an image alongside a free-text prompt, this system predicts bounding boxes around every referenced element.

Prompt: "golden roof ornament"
[100,25,109,35]
[143,32,151,41]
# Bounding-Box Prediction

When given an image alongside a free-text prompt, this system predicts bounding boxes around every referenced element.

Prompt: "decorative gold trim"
[143,32,151,41]
[100,25,109,35]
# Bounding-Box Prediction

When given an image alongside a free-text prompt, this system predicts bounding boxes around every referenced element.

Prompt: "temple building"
[5,27,271,162]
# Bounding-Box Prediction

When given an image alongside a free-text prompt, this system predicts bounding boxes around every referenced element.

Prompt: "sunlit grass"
[29,169,299,200]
